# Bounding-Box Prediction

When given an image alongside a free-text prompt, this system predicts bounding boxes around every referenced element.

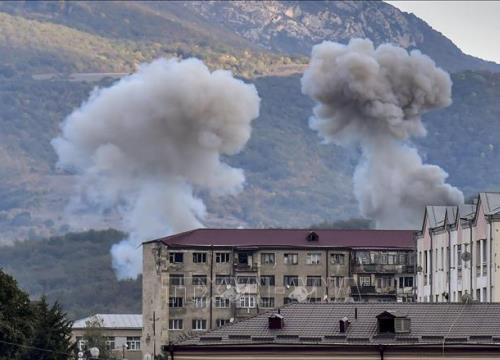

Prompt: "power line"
[0,339,111,360]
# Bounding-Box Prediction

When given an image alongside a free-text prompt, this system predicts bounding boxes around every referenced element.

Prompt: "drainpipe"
[447,225,451,302]
[429,229,433,301]
[209,245,214,330]
[378,344,385,360]
[469,220,473,297]
[325,249,329,299]
[169,342,175,360]
[489,216,493,301]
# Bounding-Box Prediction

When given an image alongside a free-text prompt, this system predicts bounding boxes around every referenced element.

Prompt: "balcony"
[352,264,415,274]
[234,262,258,272]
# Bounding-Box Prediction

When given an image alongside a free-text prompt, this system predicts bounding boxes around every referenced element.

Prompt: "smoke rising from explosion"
[301,38,464,229]
[52,58,260,279]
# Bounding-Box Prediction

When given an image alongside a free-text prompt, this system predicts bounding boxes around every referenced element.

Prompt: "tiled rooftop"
[177,303,500,346]
[149,228,415,249]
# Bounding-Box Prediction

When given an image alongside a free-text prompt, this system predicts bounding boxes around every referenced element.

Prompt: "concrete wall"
[143,244,415,345]
[172,349,500,360]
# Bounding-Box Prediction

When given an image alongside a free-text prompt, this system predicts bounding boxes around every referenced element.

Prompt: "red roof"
[152,228,416,249]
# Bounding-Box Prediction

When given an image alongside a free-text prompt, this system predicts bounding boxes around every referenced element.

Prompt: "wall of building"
[171,349,500,360]
[142,244,415,345]
[417,205,500,303]
[72,328,142,360]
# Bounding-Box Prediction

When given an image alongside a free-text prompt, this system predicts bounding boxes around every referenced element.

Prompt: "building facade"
[416,192,500,303]
[169,302,500,360]
[72,314,143,360]
[142,229,416,357]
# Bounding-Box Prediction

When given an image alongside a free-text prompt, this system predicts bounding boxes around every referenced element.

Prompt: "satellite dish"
[461,252,472,262]
[461,293,473,304]
[416,266,423,272]
[226,284,231,289]
[229,318,234,323]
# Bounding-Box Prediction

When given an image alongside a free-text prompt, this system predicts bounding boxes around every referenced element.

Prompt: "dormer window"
[376,310,411,334]
[394,317,411,333]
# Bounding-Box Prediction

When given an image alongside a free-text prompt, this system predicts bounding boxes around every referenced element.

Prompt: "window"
[457,245,462,268]
[482,239,487,263]
[306,253,321,265]
[306,276,322,287]
[169,319,183,330]
[359,275,371,287]
[284,275,299,287]
[170,274,184,286]
[260,275,275,286]
[169,297,183,308]
[126,337,141,351]
[331,276,343,288]
[394,318,411,333]
[260,297,275,308]
[215,275,232,285]
[238,253,249,264]
[399,276,414,288]
[215,252,230,263]
[239,295,256,308]
[261,253,275,265]
[105,337,115,350]
[169,252,183,264]
[193,297,207,308]
[216,319,230,327]
[193,252,207,263]
[483,287,487,302]
[192,275,207,286]
[330,253,345,265]
[284,297,298,305]
[76,337,88,351]
[215,297,230,308]
[237,276,257,284]
[192,319,207,331]
[284,253,298,265]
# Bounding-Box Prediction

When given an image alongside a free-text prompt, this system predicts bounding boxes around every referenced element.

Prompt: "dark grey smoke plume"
[52,58,260,278]
[301,38,463,229]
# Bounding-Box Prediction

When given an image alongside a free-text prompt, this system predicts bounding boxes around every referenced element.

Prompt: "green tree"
[0,269,33,360]
[82,316,113,359]
[21,296,75,360]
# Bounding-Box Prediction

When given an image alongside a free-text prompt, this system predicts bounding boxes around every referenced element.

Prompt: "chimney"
[339,316,350,333]
[268,313,284,330]
[355,307,358,320]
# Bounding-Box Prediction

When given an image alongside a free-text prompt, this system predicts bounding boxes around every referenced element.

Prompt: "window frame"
[193,252,207,263]
[169,319,184,330]
[284,253,299,265]
[215,252,230,263]
[261,253,276,265]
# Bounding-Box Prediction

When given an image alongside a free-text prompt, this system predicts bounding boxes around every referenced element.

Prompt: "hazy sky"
[386,1,500,64]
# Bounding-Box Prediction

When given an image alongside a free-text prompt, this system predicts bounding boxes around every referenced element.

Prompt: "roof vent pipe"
[339,316,350,333]
[355,307,358,320]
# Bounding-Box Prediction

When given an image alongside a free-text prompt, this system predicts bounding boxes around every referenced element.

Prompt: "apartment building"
[142,228,416,357]
[416,192,500,303]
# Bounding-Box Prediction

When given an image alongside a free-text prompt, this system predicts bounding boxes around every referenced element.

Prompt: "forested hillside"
[0,230,141,319]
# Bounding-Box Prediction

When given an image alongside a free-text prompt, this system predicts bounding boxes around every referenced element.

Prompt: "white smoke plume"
[301,38,463,229]
[52,58,260,279]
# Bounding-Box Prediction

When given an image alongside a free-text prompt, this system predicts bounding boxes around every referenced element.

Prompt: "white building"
[416,192,500,302]
[72,314,142,360]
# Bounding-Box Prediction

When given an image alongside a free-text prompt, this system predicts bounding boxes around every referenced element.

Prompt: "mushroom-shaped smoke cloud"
[301,38,463,229]
[52,58,260,279]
